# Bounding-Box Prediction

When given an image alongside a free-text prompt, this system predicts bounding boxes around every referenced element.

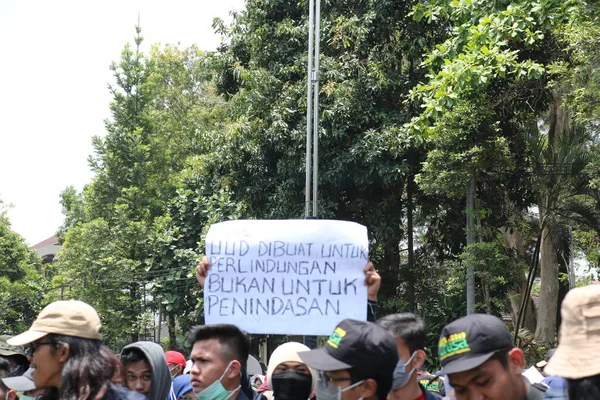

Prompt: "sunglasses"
[29,341,56,354]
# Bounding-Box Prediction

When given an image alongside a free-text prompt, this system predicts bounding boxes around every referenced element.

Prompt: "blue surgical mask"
[392,352,416,389]
[196,361,241,400]
[316,372,364,400]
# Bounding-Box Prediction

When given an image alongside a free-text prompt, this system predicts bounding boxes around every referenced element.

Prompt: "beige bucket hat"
[545,284,600,379]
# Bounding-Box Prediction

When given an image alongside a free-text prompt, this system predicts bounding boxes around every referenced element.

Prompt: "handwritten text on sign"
[204,219,368,335]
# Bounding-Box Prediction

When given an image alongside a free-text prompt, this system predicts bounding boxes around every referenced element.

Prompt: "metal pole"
[304,0,318,348]
[312,0,321,217]
[305,0,315,218]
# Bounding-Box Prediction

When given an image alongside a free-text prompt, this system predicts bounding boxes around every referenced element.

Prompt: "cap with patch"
[298,319,398,380]
[7,300,102,346]
[438,314,514,375]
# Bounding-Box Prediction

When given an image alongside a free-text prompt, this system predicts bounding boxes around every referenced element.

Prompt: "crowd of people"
[0,257,598,400]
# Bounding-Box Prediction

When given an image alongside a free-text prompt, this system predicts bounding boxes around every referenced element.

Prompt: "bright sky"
[0,0,245,245]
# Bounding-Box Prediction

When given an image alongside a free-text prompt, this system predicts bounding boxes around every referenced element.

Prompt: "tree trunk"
[535,89,570,344]
[502,218,537,333]
[536,221,559,344]
[130,284,139,343]
[406,173,415,312]
[384,245,401,291]
[466,175,476,314]
[168,312,177,349]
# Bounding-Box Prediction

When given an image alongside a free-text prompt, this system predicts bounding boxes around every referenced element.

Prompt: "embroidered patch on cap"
[327,327,347,349]
[439,332,470,361]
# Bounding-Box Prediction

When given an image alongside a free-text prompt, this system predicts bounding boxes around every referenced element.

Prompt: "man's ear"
[508,348,525,373]
[226,360,242,379]
[412,350,427,371]
[58,343,70,363]
[7,389,17,400]
[359,379,377,399]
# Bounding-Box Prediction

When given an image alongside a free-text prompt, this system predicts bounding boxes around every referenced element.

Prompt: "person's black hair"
[120,347,150,368]
[568,374,600,400]
[36,334,116,400]
[0,378,8,397]
[0,361,17,399]
[189,324,249,366]
[6,354,29,376]
[376,313,426,354]
[348,367,391,400]
[0,357,10,374]
[488,351,509,370]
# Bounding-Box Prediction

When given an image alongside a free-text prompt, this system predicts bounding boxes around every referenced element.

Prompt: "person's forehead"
[324,369,351,377]
[125,360,152,373]
[276,361,307,369]
[448,359,502,385]
[192,339,223,355]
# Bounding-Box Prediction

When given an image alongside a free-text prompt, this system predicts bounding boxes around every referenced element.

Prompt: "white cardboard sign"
[204,219,368,335]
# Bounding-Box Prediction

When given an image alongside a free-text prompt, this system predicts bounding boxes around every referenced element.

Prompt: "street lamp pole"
[304,0,321,350]
[305,0,321,219]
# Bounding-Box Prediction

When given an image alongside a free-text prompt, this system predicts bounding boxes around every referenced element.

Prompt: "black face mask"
[271,371,313,400]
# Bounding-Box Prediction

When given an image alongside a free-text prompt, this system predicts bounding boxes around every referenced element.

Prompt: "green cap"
[0,335,26,357]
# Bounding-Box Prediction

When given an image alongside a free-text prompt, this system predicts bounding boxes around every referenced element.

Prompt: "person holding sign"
[195,257,381,322]
[189,324,250,400]
[298,319,398,400]
[201,220,376,335]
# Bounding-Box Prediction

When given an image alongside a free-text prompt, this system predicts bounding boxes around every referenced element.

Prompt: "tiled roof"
[32,235,59,249]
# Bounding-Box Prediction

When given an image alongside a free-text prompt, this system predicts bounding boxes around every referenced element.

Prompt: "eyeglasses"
[317,371,353,388]
[29,341,56,353]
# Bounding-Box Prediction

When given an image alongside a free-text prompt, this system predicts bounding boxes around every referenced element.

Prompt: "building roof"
[31,235,59,249]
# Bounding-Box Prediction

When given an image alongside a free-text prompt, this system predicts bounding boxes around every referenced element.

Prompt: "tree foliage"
[0,200,46,333]
[49,0,600,355]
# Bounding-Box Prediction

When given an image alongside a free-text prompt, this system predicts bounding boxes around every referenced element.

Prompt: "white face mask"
[316,372,364,400]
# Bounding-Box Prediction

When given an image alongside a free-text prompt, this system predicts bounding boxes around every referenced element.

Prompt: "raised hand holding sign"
[203,219,369,335]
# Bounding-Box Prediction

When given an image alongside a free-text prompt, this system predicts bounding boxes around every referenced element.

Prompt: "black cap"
[299,319,398,380]
[438,314,514,375]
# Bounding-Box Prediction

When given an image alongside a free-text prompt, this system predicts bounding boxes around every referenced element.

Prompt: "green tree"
[201,0,448,315]
[405,0,599,344]
[57,26,164,345]
[0,200,46,333]
[58,29,233,348]
[145,45,232,348]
